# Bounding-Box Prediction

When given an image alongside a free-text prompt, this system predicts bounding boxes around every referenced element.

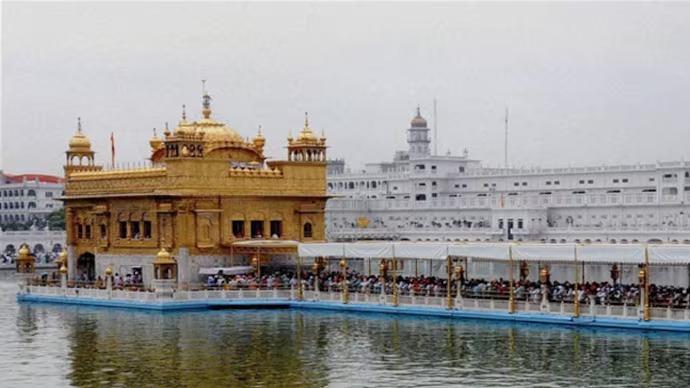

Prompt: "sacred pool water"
[1,280,690,387]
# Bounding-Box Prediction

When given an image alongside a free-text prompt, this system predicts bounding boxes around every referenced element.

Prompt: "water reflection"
[4,282,690,387]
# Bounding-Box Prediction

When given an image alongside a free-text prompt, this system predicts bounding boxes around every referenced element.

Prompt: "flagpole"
[111,132,115,168]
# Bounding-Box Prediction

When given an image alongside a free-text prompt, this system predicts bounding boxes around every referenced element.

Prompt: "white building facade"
[0,171,65,226]
[326,110,690,245]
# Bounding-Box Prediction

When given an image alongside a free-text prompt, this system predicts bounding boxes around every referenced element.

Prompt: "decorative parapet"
[228,167,282,178]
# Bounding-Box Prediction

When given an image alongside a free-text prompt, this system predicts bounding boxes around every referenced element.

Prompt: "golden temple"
[61,89,328,286]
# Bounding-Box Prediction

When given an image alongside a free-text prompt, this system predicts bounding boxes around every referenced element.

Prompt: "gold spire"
[69,117,92,150]
[163,122,171,137]
[297,112,317,142]
[253,125,266,152]
[181,104,188,124]
[150,127,163,150]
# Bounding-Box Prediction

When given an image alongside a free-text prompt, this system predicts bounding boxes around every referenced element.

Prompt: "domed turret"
[410,107,427,128]
[68,117,92,151]
[296,112,318,144]
[253,126,266,153]
[65,117,97,171]
[155,247,173,263]
[149,128,163,150]
[287,112,327,162]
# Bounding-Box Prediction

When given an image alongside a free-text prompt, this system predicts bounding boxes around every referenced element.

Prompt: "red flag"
[110,132,115,167]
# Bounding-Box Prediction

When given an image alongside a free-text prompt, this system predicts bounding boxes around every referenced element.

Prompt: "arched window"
[27,189,36,197]
[303,222,313,238]
[28,202,36,209]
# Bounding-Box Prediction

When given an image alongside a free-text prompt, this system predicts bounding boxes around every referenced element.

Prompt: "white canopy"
[297,242,690,265]
[298,243,344,258]
[393,243,449,260]
[649,245,690,264]
[449,243,511,260]
[298,242,446,260]
[577,244,645,264]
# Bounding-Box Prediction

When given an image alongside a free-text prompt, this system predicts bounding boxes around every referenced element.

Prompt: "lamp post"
[312,257,322,299]
[251,255,260,288]
[455,263,464,309]
[60,263,68,291]
[296,255,303,301]
[610,264,620,285]
[446,256,452,310]
[392,257,398,307]
[638,266,650,321]
[339,258,348,304]
[519,261,529,283]
[379,259,388,304]
[540,265,550,312]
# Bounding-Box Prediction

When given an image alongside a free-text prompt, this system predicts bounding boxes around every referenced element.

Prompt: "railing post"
[392,257,398,307]
[508,246,515,314]
[60,272,67,296]
[573,245,580,318]
[644,247,651,322]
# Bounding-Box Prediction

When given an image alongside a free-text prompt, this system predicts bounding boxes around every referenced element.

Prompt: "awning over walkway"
[298,242,690,264]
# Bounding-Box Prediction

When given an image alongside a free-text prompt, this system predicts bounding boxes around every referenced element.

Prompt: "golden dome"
[105,266,113,277]
[69,118,92,150]
[59,248,68,263]
[197,122,244,143]
[296,112,318,143]
[154,247,175,264]
[410,107,427,128]
[60,265,68,274]
[149,128,163,150]
[18,244,30,258]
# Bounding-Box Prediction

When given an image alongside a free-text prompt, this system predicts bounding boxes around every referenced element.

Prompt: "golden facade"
[62,90,328,282]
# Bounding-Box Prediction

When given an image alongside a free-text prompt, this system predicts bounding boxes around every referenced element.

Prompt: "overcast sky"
[3,2,690,176]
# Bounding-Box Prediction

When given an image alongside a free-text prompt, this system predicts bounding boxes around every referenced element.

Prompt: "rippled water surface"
[3,280,690,387]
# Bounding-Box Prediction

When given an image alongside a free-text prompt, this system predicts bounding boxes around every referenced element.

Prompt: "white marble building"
[326,109,690,245]
[0,171,65,226]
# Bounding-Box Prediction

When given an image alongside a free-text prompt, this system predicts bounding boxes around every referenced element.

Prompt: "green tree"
[48,208,66,230]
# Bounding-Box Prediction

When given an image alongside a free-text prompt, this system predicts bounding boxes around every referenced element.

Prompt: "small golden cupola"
[253,126,266,154]
[149,128,163,151]
[297,113,318,144]
[68,117,92,151]
[149,126,166,162]
[192,85,243,143]
[287,112,327,162]
[65,117,97,172]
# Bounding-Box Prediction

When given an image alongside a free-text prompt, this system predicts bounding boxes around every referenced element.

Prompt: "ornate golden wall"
[62,94,328,266]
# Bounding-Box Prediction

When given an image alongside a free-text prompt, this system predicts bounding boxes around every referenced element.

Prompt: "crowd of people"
[202,268,690,309]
